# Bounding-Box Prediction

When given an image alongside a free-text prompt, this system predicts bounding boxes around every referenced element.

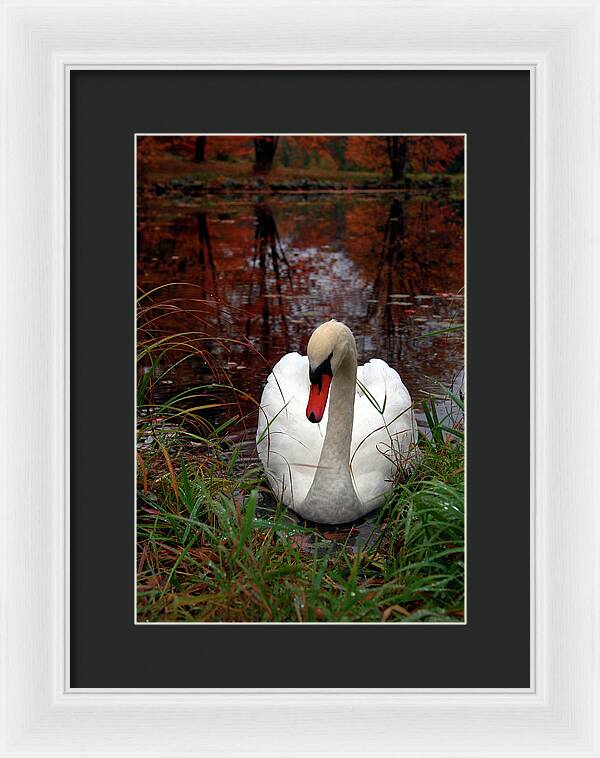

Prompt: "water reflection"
[194,212,220,309]
[245,203,294,353]
[137,192,464,429]
[367,197,406,354]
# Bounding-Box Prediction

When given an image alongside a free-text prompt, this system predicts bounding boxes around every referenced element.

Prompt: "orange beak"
[306,374,332,423]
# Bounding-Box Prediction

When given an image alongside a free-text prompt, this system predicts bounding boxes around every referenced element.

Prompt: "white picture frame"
[2,1,599,755]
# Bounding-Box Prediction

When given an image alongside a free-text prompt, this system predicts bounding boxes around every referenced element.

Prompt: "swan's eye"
[309,355,333,390]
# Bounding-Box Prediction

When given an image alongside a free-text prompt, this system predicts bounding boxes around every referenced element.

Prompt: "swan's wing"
[351,359,417,505]
[256,352,326,509]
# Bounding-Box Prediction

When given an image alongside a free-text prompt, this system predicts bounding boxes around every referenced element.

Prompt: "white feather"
[256,351,417,519]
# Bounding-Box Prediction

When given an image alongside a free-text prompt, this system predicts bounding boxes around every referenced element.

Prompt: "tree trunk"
[253,136,279,174]
[386,136,408,182]
[194,136,207,162]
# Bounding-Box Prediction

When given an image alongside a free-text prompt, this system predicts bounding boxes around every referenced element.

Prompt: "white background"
[1,0,599,755]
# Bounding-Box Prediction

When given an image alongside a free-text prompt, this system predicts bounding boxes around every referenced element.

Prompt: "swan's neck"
[299,336,362,522]
[317,354,356,470]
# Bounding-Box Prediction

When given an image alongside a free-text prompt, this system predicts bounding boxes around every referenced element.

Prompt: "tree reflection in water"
[196,211,217,291]
[246,203,293,355]
[137,193,464,417]
[367,197,406,357]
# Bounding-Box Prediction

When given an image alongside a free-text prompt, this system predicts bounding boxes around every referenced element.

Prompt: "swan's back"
[256,353,417,516]
[352,359,416,505]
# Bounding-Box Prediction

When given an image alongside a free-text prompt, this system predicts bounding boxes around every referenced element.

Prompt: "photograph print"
[136,134,465,623]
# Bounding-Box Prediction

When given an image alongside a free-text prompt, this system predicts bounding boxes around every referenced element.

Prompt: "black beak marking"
[309,353,333,389]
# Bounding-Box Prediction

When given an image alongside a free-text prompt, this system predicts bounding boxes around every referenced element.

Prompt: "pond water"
[138,190,463,536]
[138,191,464,423]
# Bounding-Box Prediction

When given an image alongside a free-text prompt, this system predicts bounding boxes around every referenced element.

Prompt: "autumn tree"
[137,136,190,162]
[410,136,463,173]
[346,135,463,178]
[386,137,408,181]
[290,136,341,170]
[194,136,207,162]
[207,136,253,162]
[346,136,404,180]
[253,136,279,174]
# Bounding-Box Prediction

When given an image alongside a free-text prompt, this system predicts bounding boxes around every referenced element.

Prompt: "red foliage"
[137,134,463,177]
[137,135,254,163]
[346,135,463,175]
[409,136,463,173]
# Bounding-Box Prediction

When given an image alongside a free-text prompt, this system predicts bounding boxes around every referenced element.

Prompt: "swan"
[256,319,417,524]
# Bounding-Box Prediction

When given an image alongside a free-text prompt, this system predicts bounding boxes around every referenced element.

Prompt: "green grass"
[137,292,464,623]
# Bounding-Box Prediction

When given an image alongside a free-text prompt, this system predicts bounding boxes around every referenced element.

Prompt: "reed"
[137,289,464,623]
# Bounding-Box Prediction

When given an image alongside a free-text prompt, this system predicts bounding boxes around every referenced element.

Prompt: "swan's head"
[305,319,356,423]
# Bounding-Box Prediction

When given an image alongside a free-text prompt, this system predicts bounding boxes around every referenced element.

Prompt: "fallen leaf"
[323,528,359,541]
[382,604,410,621]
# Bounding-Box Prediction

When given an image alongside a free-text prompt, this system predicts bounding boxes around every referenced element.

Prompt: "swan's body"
[256,320,417,524]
